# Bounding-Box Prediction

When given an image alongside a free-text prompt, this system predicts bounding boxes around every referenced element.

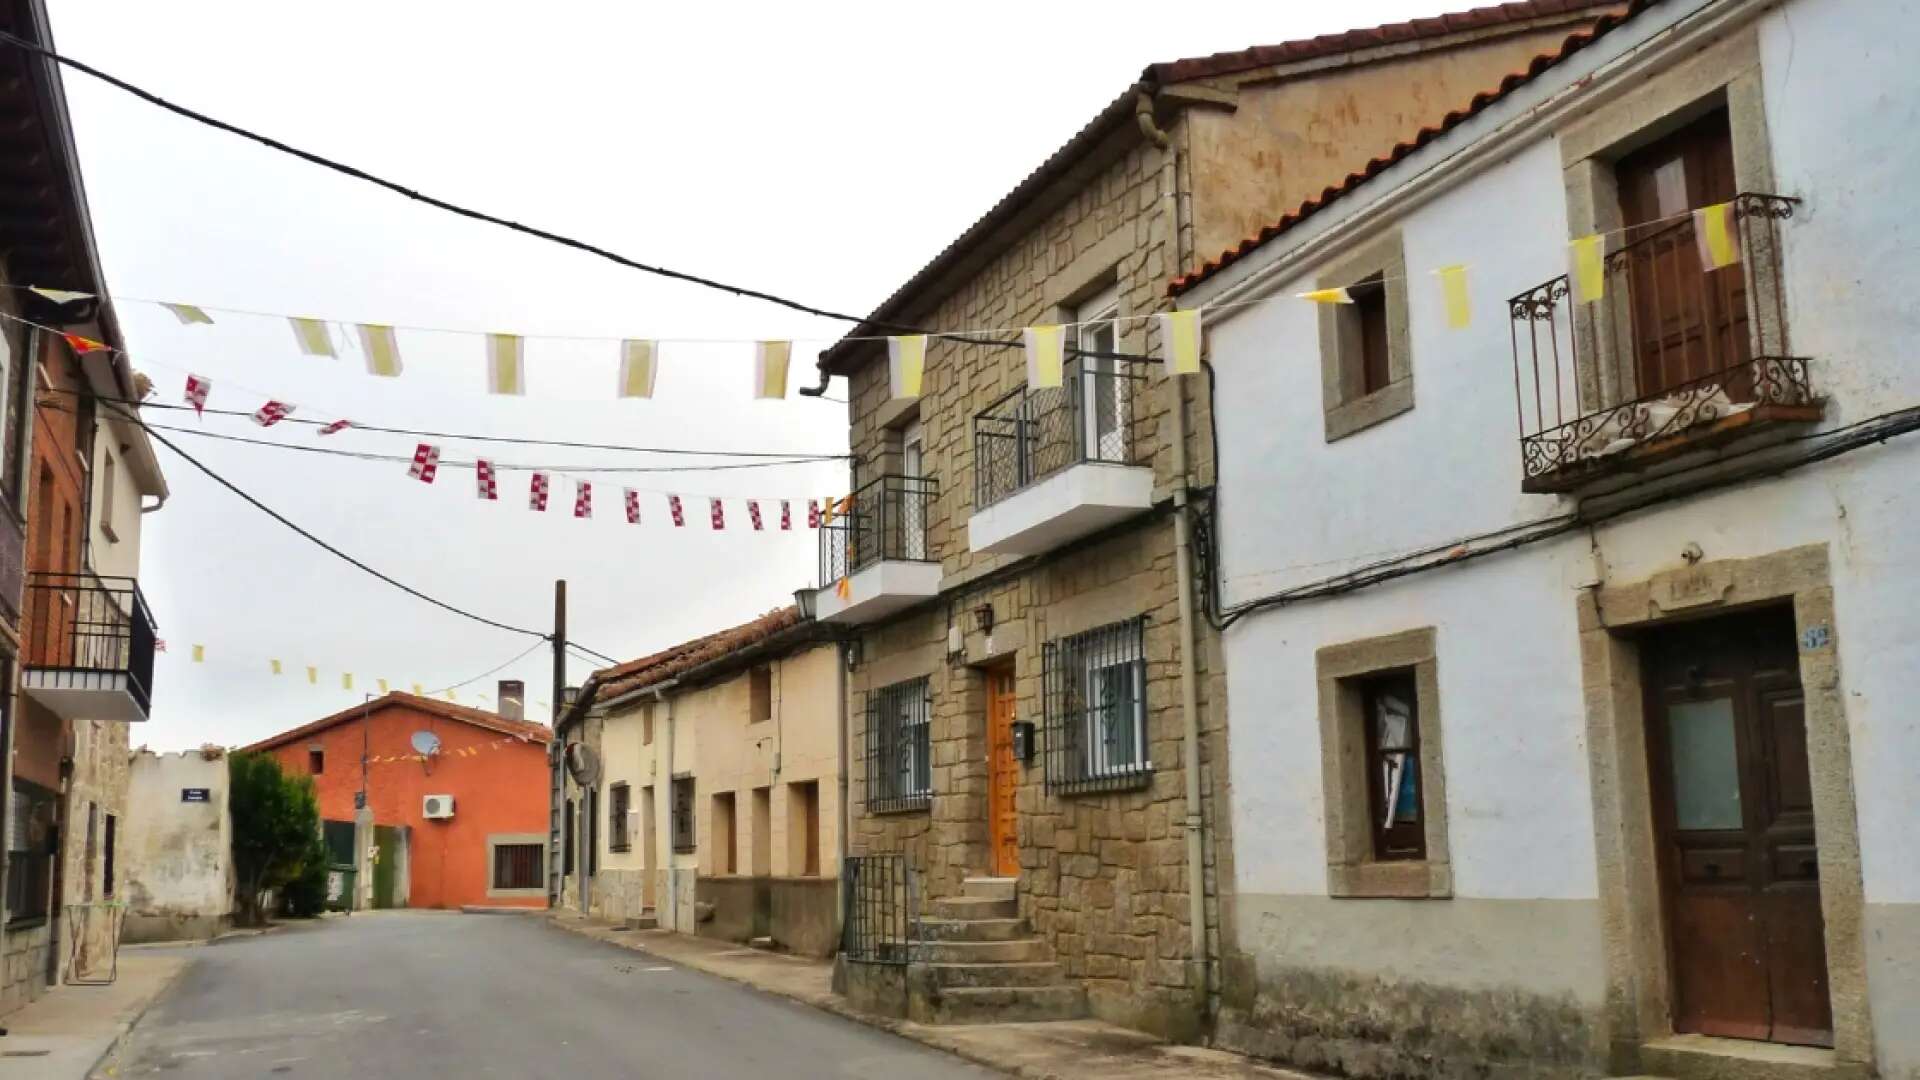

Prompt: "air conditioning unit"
[422,794,455,820]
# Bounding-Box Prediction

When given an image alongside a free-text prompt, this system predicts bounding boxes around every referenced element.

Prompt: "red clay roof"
[241,692,551,754]
[589,606,804,703]
[1169,0,1650,296]
[817,1,1617,376]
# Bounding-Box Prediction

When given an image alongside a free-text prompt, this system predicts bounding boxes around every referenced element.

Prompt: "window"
[563,798,575,875]
[1316,628,1451,899]
[787,780,821,877]
[608,783,631,853]
[750,786,771,876]
[866,677,931,813]
[1360,672,1424,861]
[1071,284,1131,464]
[642,702,654,745]
[0,321,29,502]
[711,792,738,875]
[104,813,117,898]
[749,666,772,724]
[1316,232,1412,442]
[671,775,696,853]
[1043,617,1150,793]
[492,843,544,890]
[308,747,325,775]
[7,780,56,924]
[99,449,118,542]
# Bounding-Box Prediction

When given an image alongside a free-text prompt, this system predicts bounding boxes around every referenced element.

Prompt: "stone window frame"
[1579,544,1872,1071]
[1317,230,1413,442]
[485,834,548,899]
[1557,26,1780,416]
[1316,627,1452,899]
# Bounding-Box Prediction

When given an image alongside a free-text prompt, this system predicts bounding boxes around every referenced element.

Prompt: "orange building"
[244,684,551,910]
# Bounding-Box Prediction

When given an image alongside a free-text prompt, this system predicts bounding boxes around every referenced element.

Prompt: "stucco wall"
[120,749,232,943]
[1199,0,1920,1074]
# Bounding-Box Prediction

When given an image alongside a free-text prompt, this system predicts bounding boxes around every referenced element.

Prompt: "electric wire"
[417,638,550,699]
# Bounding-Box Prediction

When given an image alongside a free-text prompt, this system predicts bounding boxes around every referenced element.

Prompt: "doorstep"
[543,910,1316,1079]
[1635,1034,1870,1080]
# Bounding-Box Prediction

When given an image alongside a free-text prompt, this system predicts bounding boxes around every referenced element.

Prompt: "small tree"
[228,752,322,926]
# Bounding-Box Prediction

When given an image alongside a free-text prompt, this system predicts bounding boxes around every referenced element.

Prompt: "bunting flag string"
[1570,234,1607,303]
[754,341,791,399]
[624,487,641,524]
[252,400,294,427]
[289,317,335,357]
[709,497,725,530]
[407,443,441,483]
[528,471,550,511]
[487,333,525,396]
[780,500,792,531]
[1435,265,1473,329]
[1296,287,1354,305]
[1023,324,1065,389]
[668,495,685,527]
[747,499,763,531]
[888,335,927,398]
[358,324,403,378]
[1694,201,1740,270]
[1158,310,1202,375]
[619,340,658,399]
[163,302,213,326]
[183,374,211,417]
[475,458,499,500]
[807,499,821,528]
[318,418,352,436]
[573,480,592,519]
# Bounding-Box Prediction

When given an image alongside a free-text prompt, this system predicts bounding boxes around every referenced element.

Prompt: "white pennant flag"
[754,341,791,399]
[888,335,927,398]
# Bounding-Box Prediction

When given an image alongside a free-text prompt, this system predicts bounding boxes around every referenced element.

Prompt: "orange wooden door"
[987,668,1019,877]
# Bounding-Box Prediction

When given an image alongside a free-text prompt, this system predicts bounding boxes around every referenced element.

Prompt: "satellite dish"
[565,742,601,786]
[410,730,442,757]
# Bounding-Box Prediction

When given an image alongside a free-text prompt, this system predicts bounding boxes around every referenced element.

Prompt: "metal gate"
[841,854,914,964]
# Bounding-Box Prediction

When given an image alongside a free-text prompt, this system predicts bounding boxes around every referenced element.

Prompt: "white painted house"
[1177,0,1919,1077]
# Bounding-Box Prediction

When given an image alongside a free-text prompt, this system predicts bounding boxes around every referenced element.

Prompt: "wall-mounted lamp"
[793,587,818,621]
[973,604,995,636]
[844,638,863,671]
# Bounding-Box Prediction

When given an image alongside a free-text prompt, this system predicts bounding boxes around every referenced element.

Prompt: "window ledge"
[868,796,932,816]
[1050,768,1154,797]
[1328,858,1452,899]
[1325,378,1414,443]
[6,916,49,930]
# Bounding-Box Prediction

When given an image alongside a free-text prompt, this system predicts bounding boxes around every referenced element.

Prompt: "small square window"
[1317,234,1414,442]
[308,748,325,776]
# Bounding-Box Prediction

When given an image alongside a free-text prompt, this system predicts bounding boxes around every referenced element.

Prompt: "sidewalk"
[541,910,1315,1080]
[0,951,191,1078]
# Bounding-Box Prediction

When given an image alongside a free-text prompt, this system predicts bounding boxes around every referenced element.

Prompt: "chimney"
[497,679,525,722]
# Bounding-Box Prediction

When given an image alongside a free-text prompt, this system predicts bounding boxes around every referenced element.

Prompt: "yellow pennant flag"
[162,303,214,326]
[342,673,354,690]
[1296,288,1354,304]
[835,576,851,600]
[754,341,791,399]
[1157,310,1202,375]
[487,333,525,395]
[445,689,458,702]
[411,683,424,695]
[192,644,205,663]
[887,335,927,398]
[1435,265,1472,329]
[29,286,91,304]
[1569,235,1606,303]
[358,324,403,378]
[306,666,319,685]
[619,340,658,398]
[1694,202,1741,271]
[1023,325,1065,389]
[290,318,335,357]
[271,659,283,675]
[378,678,390,695]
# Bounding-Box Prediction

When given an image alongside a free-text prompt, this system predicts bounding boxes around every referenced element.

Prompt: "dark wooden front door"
[1643,607,1832,1047]
[986,667,1020,878]
[1616,108,1749,399]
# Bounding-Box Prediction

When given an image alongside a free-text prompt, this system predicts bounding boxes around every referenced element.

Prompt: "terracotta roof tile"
[1169,0,1652,296]
[242,692,552,754]
[589,606,804,703]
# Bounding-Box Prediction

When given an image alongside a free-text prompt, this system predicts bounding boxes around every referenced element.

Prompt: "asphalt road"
[106,911,998,1079]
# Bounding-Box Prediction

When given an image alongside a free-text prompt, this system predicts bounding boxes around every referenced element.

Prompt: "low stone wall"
[832,953,908,1019]
[590,867,654,925]
[0,923,51,1016]
[695,876,839,958]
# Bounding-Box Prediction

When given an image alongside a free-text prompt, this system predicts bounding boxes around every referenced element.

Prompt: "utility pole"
[548,580,566,908]
[552,579,567,734]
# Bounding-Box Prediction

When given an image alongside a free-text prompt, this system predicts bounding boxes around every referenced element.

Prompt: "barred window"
[1044,616,1151,793]
[866,677,932,813]
[607,783,631,853]
[671,775,696,853]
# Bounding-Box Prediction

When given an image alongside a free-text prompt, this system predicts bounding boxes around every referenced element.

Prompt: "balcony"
[21,573,156,722]
[810,475,940,625]
[968,358,1153,555]
[1510,193,1820,494]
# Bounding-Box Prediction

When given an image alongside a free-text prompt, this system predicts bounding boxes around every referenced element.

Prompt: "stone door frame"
[1577,543,1872,1072]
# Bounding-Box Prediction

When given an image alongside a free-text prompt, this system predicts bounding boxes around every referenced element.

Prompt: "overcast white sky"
[48,0,1463,749]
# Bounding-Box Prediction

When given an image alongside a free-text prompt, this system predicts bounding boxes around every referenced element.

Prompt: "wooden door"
[1644,608,1832,1047]
[1616,109,1749,399]
[986,667,1020,877]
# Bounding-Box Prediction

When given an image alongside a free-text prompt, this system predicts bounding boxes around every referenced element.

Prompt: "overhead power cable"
[0,30,1149,366]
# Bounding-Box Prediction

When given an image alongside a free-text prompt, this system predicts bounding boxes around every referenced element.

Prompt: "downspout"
[836,641,850,906]
[1139,85,1211,995]
[797,364,833,398]
[653,681,679,931]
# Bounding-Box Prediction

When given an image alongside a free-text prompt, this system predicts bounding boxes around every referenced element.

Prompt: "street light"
[793,586,817,621]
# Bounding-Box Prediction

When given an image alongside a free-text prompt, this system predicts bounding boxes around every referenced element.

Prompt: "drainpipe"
[797,365,833,398]
[836,641,850,906]
[1139,84,1211,992]
[653,682,679,931]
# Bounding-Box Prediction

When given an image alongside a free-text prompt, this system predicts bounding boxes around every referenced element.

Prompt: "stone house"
[804,1,1623,1038]
[1179,0,1919,1076]
[0,0,170,1014]
[556,607,847,957]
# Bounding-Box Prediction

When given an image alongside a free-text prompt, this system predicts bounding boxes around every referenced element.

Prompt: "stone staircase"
[910,877,1086,1025]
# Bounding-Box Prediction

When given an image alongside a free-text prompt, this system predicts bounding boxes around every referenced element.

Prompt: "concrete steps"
[918,917,1025,942]
[923,985,1087,1025]
[924,961,1064,989]
[908,878,1085,1026]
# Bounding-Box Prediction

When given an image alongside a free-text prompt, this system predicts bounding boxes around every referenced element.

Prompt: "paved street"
[104,912,998,1079]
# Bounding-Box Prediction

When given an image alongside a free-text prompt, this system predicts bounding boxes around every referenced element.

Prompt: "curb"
[85,956,196,1079]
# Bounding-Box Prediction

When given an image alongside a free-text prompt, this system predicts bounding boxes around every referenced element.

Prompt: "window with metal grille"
[866,677,932,813]
[671,775,696,853]
[1043,616,1151,793]
[493,843,544,890]
[607,783,631,853]
[7,780,55,924]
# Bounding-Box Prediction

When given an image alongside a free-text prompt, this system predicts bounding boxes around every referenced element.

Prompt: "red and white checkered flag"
[529,471,550,511]
[252,400,293,427]
[475,459,499,500]
[747,500,763,531]
[317,419,351,436]
[574,481,592,519]
[154,638,169,653]
[807,499,821,528]
[623,487,640,524]
[780,500,792,531]
[709,498,725,530]
[407,443,440,483]
[183,374,211,417]
[668,495,685,527]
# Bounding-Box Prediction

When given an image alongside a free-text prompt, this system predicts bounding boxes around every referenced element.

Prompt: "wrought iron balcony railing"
[973,358,1148,511]
[818,474,937,585]
[23,572,157,717]
[1510,193,1818,492]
